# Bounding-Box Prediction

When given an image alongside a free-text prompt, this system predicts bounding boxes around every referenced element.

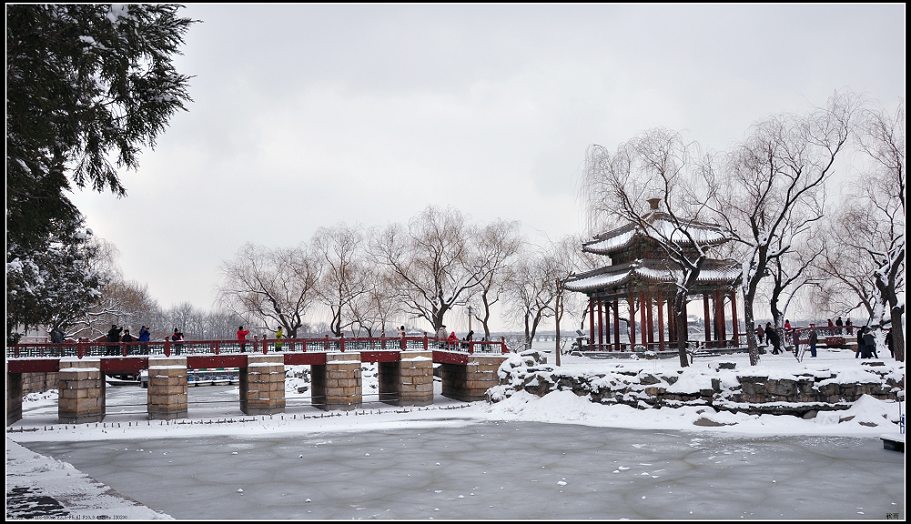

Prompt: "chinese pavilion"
[565,198,742,351]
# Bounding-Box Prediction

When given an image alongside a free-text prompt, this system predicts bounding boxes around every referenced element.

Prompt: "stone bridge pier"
[7,366,23,426]
[58,358,105,424]
[310,352,362,411]
[147,356,188,420]
[240,354,286,415]
[377,351,434,406]
[440,354,506,401]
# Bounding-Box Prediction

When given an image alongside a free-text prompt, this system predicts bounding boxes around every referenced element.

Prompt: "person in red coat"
[447,331,459,346]
[237,325,250,353]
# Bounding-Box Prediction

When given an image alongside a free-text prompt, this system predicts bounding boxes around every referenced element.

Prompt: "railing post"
[340,333,346,352]
[121,342,127,357]
[501,336,507,354]
[423,334,428,351]
[214,340,220,355]
[77,341,85,359]
[469,341,475,354]
[263,337,268,354]
[381,335,386,350]
[164,339,171,357]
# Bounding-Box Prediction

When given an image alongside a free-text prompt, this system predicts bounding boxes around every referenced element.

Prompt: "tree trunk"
[673,293,689,367]
[743,294,760,366]
[891,305,905,362]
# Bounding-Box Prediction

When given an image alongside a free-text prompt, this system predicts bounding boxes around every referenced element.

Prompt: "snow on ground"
[6,346,905,519]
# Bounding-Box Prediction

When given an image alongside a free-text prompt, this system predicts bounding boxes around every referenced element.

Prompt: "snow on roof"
[564,260,740,292]
[585,213,729,255]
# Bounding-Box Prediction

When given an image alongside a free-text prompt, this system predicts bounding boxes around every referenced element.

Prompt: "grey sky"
[68,3,905,330]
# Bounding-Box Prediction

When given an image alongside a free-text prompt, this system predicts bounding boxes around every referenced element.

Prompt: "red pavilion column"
[613,299,621,352]
[657,295,665,350]
[668,292,676,344]
[645,292,655,347]
[730,290,739,347]
[628,293,636,351]
[605,299,612,351]
[588,297,595,349]
[714,290,725,345]
[639,291,648,347]
[703,293,712,348]
[597,300,604,349]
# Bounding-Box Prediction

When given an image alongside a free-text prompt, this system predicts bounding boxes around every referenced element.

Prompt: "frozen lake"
[21,420,903,520]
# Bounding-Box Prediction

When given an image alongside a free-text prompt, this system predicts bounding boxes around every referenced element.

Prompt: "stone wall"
[21,372,60,395]
[493,350,904,418]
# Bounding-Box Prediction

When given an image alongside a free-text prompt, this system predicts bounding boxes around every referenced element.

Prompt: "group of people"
[102,324,154,355]
[756,317,894,360]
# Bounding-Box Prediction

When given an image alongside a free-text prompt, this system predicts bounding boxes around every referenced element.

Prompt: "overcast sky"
[68,3,905,331]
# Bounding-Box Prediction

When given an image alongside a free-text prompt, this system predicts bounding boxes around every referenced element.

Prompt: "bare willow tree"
[312,225,370,337]
[348,266,399,337]
[852,102,905,360]
[708,93,855,365]
[218,243,321,338]
[813,216,879,322]
[371,206,485,333]
[503,245,562,348]
[583,129,722,367]
[466,219,523,339]
[765,229,825,328]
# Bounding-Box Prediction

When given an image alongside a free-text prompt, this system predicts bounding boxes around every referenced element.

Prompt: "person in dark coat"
[845,318,853,334]
[855,327,864,359]
[755,325,765,345]
[50,327,65,344]
[835,316,843,335]
[121,329,136,355]
[106,324,122,356]
[862,328,877,359]
[886,328,894,359]
[807,324,818,358]
[765,323,780,355]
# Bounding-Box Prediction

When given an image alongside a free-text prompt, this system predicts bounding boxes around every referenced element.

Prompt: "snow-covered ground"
[6,346,905,519]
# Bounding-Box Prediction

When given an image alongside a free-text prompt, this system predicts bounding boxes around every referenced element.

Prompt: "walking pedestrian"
[755,325,764,345]
[845,318,853,335]
[792,329,801,358]
[856,327,864,359]
[862,328,877,359]
[886,328,894,358]
[835,316,843,335]
[765,323,780,355]
[807,324,818,358]
[237,325,250,353]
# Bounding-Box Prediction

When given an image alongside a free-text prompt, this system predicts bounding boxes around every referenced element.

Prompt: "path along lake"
[22,420,904,520]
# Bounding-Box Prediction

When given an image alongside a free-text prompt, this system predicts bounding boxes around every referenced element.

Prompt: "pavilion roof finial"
[646,197,661,211]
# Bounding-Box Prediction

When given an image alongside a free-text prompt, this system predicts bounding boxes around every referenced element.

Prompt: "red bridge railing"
[6,335,509,360]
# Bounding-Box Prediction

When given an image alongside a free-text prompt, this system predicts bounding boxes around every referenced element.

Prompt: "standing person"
[765,323,780,355]
[237,325,250,353]
[826,319,835,332]
[436,324,447,348]
[835,316,844,335]
[845,318,853,335]
[784,319,792,333]
[792,329,801,358]
[447,330,459,347]
[274,326,284,352]
[856,327,865,359]
[171,328,184,355]
[862,328,877,359]
[50,327,65,344]
[755,325,764,345]
[807,324,818,358]
[886,328,894,359]
[399,325,407,350]
[106,324,122,356]
[121,329,136,355]
[138,326,151,355]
